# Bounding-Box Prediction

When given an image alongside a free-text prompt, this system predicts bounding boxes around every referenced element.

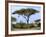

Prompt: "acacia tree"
[12,8,39,24]
[11,17,16,30]
[11,16,16,22]
[35,19,41,27]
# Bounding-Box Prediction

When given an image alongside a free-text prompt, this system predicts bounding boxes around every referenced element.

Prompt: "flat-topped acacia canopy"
[13,8,39,15]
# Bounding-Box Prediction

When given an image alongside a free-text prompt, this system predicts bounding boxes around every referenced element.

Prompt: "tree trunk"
[27,16,29,24]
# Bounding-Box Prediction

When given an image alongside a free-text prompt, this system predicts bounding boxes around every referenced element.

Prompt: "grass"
[11,23,41,31]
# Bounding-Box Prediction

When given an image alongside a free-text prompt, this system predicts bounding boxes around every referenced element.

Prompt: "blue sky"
[10,5,41,23]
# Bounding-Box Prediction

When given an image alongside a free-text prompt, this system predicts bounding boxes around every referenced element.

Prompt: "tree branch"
[22,15,27,21]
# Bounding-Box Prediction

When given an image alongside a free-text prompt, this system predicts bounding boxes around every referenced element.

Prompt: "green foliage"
[11,16,16,22]
[37,23,41,27]
[11,24,15,30]
[13,8,39,15]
